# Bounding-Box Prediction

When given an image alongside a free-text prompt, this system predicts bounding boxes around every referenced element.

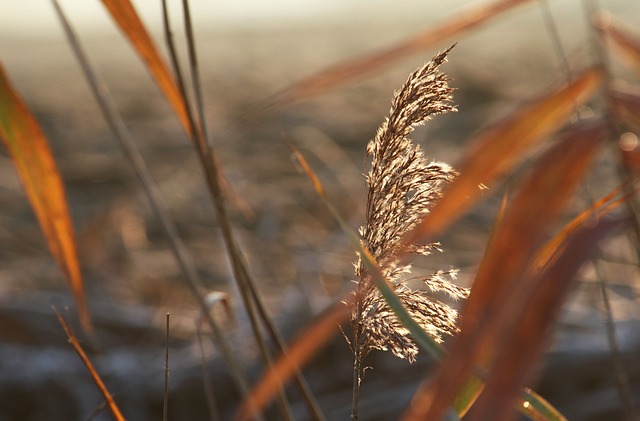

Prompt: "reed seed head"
[349,46,468,362]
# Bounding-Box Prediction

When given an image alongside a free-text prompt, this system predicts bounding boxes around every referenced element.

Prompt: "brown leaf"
[402,120,606,421]
[0,64,92,333]
[403,68,604,248]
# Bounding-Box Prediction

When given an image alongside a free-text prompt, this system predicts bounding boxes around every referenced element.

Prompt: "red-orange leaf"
[470,216,625,421]
[534,182,634,271]
[55,308,126,421]
[0,64,91,333]
[403,68,603,248]
[101,0,190,134]
[266,0,533,110]
[100,0,253,219]
[403,120,606,421]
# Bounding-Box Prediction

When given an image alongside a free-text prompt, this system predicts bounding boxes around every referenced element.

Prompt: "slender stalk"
[538,0,573,82]
[594,256,638,418]
[242,260,327,421]
[583,0,640,266]
[161,1,300,419]
[178,3,293,418]
[197,319,222,421]
[582,2,640,417]
[176,1,327,419]
[181,0,211,148]
[163,313,170,421]
[52,1,256,416]
[351,346,363,421]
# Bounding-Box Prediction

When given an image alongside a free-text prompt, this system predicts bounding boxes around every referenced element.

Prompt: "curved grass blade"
[403,68,603,248]
[0,64,91,333]
[54,307,125,421]
[450,352,569,421]
[100,0,190,133]
[518,389,568,421]
[402,121,606,421]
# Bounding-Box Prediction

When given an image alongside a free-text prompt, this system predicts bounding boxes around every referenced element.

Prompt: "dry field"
[1,1,640,420]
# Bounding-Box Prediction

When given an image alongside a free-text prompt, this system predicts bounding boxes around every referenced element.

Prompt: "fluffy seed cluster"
[349,47,468,362]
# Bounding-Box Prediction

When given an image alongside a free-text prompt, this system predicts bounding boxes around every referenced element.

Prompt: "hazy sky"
[1,0,474,36]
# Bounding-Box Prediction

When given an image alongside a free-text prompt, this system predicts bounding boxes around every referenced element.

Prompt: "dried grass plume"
[348,46,468,364]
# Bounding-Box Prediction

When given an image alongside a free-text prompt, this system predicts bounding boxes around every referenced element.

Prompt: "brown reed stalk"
[347,46,468,419]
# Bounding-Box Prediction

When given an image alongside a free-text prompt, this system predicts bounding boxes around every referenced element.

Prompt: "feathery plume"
[348,46,468,364]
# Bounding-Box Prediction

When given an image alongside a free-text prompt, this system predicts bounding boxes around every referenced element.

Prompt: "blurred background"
[1,0,640,420]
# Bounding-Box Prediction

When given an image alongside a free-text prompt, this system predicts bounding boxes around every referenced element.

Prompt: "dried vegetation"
[1,0,640,420]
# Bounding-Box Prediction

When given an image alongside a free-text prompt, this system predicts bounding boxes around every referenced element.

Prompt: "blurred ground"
[1,1,640,420]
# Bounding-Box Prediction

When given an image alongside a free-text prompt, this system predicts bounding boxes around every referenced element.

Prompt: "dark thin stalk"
[538,0,582,120]
[84,400,108,421]
[594,256,638,419]
[242,261,328,421]
[351,343,363,421]
[178,1,326,420]
[178,2,293,419]
[160,0,198,140]
[538,0,573,82]
[582,1,640,418]
[583,0,640,267]
[51,1,255,415]
[349,294,365,421]
[181,0,211,149]
[163,313,170,421]
[160,1,287,419]
[197,319,222,421]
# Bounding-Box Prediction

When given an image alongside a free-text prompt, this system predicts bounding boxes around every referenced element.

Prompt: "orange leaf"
[100,0,190,134]
[469,216,625,421]
[402,120,606,421]
[403,68,603,247]
[55,308,126,421]
[534,182,634,271]
[100,0,253,219]
[267,0,533,109]
[234,303,348,421]
[0,64,91,333]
